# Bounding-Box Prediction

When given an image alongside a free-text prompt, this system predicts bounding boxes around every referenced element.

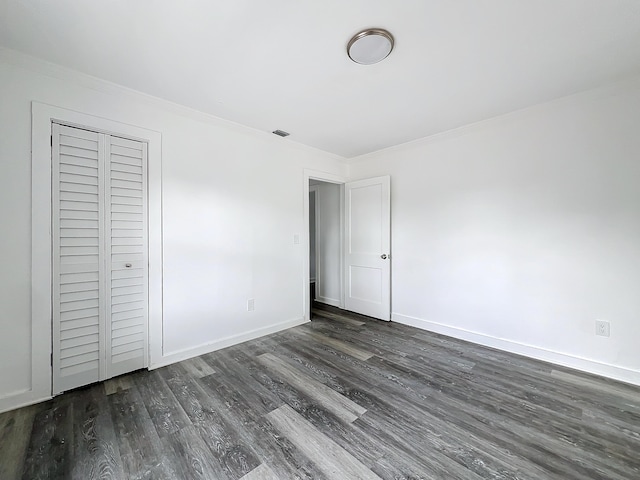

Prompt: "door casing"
[303,169,391,322]
[303,170,347,321]
[30,103,162,403]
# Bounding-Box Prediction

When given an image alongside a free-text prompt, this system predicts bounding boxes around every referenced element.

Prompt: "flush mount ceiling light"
[347,28,394,65]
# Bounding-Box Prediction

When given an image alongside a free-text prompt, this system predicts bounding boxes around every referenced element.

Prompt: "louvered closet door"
[52,124,148,394]
[52,124,105,393]
[106,135,148,378]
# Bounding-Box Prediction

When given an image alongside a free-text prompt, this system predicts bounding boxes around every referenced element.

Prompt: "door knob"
[125,263,132,268]
[380,254,388,260]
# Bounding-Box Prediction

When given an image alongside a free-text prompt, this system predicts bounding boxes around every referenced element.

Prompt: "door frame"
[31,102,163,401]
[309,185,319,286]
[303,169,347,321]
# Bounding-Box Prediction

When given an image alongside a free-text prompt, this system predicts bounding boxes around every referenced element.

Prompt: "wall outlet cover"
[595,320,610,337]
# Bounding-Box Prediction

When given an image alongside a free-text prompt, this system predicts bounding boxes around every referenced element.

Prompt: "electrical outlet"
[247,299,255,312]
[595,320,610,337]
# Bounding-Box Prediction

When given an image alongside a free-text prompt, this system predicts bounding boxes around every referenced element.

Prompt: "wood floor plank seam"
[239,463,280,480]
[162,372,262,479]
[256,352,367,423]
[292,328,375,361]
[194,369,329,479]
[266,404,381,480]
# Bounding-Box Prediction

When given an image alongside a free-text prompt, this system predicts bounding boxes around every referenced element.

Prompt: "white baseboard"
[1,317,308,413]
[392,313,640,387]
[316,296,341,308]
[0,389,52,415]
[151,317,308,369]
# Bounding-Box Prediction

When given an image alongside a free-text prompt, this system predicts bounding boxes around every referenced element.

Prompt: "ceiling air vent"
[272,129,290,137]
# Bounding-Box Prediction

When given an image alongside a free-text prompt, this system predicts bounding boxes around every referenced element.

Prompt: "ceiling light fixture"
[347,28,394,65]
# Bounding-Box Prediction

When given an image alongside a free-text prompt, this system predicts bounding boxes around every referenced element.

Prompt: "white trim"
[316,297,341,308]
[303,169,347,321]
[392,313,640,387]
[0,392,52,415]
[152,317,307,368]
[0,47,346,164]
[4,47,638,166]
[309,186,319,288]
[338,184,345,308]
[347,74,640,165]
[31,102,163,405]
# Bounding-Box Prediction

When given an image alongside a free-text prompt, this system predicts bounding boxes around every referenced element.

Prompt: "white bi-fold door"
[52,123,149,394]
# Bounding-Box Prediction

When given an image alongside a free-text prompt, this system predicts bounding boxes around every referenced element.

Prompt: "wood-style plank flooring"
[1,305,639,479]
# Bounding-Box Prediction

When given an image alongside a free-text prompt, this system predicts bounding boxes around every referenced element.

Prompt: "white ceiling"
[2,1,640,159]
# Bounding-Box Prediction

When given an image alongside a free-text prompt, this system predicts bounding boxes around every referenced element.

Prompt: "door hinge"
[50,353,53,366]
[51,135,53,147]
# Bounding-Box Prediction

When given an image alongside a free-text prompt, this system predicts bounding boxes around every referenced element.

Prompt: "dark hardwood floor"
[1,305,639,479]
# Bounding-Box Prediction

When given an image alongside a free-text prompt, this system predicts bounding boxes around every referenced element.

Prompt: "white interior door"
[52,124,148,395]
[344,176,391,320]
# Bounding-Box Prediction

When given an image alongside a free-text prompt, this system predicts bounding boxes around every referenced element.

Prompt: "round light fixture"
[347,28,394,65]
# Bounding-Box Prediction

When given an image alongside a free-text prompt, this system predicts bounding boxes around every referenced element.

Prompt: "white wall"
[349,78,640,385]
[315,182,341,307]
[0,48,346,412]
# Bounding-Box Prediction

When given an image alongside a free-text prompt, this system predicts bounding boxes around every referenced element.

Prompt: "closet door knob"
[380,254,388,260]
[125,263,132,268]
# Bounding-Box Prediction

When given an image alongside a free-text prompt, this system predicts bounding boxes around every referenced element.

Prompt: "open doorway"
[303,170,346,322]
[303,170,391,323]
[309,179,342,319]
